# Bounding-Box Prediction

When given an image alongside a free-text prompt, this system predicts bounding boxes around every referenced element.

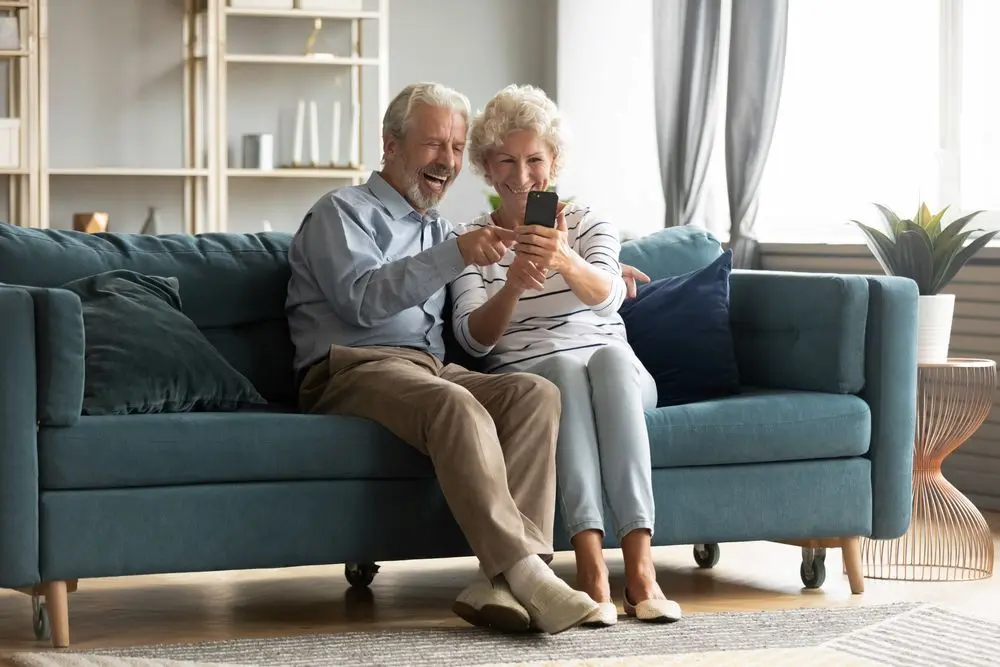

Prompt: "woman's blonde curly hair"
[468,84,566,181]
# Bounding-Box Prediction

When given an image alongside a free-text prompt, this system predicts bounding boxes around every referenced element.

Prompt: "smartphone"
[524,190,560,228]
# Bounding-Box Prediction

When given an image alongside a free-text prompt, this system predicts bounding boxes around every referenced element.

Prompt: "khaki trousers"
[299,345,562,577]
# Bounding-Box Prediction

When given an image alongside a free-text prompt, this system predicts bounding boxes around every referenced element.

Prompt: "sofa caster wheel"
[693,543,720,568]
[345,562,380,588]
[800,547,827,589]
[31,595,50,641]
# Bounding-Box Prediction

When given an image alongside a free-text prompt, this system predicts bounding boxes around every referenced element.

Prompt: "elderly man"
[285,82,603,635]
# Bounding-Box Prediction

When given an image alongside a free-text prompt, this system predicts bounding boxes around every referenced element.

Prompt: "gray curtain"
[653,0,788,269]
[726,0,789,269]
[652,0,722,228]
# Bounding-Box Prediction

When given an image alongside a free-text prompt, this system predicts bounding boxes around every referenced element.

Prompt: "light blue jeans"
[524,344,658,543]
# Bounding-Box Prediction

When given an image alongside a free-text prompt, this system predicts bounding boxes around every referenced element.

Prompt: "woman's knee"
[529,354,590,392]
[588,345,642,385]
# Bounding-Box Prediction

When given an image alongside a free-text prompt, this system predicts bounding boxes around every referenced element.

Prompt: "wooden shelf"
[224,54,379,66]
[228,167,366,179]
[19,0,389,233]
[48,168,209,177]
[224,8,380,20]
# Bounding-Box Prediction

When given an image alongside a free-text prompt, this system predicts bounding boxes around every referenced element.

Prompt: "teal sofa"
[0,222,918,648]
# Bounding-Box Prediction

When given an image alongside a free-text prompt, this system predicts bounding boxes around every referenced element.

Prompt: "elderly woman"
[449,85,681,627]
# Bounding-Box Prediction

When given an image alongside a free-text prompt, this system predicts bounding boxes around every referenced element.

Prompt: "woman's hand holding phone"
[515,205,572,273]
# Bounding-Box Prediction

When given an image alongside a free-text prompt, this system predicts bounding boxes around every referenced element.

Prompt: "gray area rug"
[9,602,1000,667]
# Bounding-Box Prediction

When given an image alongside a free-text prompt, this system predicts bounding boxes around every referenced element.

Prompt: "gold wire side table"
[860,358,996,581]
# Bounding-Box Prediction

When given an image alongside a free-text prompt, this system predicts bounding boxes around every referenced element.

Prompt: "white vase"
[917,294,956,364]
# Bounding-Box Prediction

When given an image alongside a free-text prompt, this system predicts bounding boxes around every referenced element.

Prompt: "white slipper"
[453,577,531,633]
[623,587,682,623]
[519,578,600,635]
[581,601,618,627]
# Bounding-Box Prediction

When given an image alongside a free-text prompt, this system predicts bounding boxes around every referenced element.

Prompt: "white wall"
[43,0,557,234]
[555,0,663,240]
[390,0,556,225]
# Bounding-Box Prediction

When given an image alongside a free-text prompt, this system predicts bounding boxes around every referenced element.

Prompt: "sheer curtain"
[752,0,940,242]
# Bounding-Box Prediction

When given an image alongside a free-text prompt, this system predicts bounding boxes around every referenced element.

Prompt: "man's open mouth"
[422,172,449,190]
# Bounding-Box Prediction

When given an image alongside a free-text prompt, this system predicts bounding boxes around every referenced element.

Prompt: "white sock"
[503,555,556,601]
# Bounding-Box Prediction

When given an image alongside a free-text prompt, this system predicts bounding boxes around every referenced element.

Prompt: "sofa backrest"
[618,225,723,281]
[0,223,298,405]
[0,222,727,407]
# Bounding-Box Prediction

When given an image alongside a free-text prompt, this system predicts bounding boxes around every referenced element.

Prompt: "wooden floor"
[1,513,997,657]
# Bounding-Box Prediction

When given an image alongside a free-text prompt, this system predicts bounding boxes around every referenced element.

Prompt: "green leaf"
[895,227,935,294]
[926,205,949,238]
[931,229,1000,294]
[917,202,933,227]
[873,203,901,236]
[935,209,986,247]
[931,229,974,266]
[851,220,900,276]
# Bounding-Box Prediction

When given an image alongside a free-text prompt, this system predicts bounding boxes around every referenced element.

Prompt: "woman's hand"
[621,264,651,298]
[513,206,575,273]
[505,256,548,293]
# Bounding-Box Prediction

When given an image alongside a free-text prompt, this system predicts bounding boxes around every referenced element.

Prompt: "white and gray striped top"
[449,202,630,373]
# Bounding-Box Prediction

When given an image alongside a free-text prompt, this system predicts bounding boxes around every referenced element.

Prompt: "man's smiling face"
[382,102,466,213]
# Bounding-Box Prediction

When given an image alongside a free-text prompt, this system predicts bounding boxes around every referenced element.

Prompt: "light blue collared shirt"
[285,172,467,372]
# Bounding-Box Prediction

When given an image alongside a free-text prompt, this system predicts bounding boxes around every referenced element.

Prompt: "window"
[746,0,1000,243]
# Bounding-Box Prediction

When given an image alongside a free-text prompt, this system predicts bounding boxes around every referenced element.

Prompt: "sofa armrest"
[0,286,41,587]
[861,276,918,539]
[729,270,869,393]
[16,286,85,426]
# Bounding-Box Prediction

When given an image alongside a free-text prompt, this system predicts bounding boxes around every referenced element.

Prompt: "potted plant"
[851,203,1000,363]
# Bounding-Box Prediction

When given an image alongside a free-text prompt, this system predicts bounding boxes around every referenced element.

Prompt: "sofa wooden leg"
[44,580,70,648]
[841,536,864,594]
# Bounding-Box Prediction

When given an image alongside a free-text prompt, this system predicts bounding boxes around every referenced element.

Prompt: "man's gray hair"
[382,82,471,140]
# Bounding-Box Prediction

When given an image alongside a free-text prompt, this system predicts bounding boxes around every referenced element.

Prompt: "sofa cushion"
[620,250,740,406]
[38,411,434,490]
[645,388,871,468]
[59,269,266,415]
[619,225,723,281]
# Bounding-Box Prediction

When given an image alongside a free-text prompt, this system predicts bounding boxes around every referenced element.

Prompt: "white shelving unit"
[28,0,389,234]
[36,0,209,233]
[207,0,389,233]
[0,0,39,228]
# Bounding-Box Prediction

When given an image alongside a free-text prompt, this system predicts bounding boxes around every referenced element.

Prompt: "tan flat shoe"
[623,587,682,623]
[581,601,618,627]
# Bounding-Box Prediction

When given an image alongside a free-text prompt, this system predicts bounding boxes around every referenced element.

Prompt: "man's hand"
[457,225,517,267]
[505,256,548,293]
[621,263,651,299]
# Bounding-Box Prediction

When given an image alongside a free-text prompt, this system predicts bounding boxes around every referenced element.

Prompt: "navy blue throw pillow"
[619,250,740,407]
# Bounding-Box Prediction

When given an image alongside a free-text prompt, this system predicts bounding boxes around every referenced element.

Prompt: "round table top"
[918,358,996,369]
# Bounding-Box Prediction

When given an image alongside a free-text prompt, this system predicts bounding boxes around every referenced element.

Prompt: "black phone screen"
[524,190,559,228]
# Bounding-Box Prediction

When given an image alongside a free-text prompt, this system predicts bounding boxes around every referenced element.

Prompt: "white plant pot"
[917,293,955,364]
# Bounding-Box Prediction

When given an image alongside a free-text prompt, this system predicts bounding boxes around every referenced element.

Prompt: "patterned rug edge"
[8,602,998,667]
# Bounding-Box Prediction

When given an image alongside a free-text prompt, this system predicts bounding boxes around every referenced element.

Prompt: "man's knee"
[504,373,562,425]
[434,381,486,416]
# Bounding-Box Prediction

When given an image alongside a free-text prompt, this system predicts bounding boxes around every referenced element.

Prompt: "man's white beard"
[398,156,451,211]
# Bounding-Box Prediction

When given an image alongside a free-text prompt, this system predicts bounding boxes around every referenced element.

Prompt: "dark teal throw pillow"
[60,269,266,415]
